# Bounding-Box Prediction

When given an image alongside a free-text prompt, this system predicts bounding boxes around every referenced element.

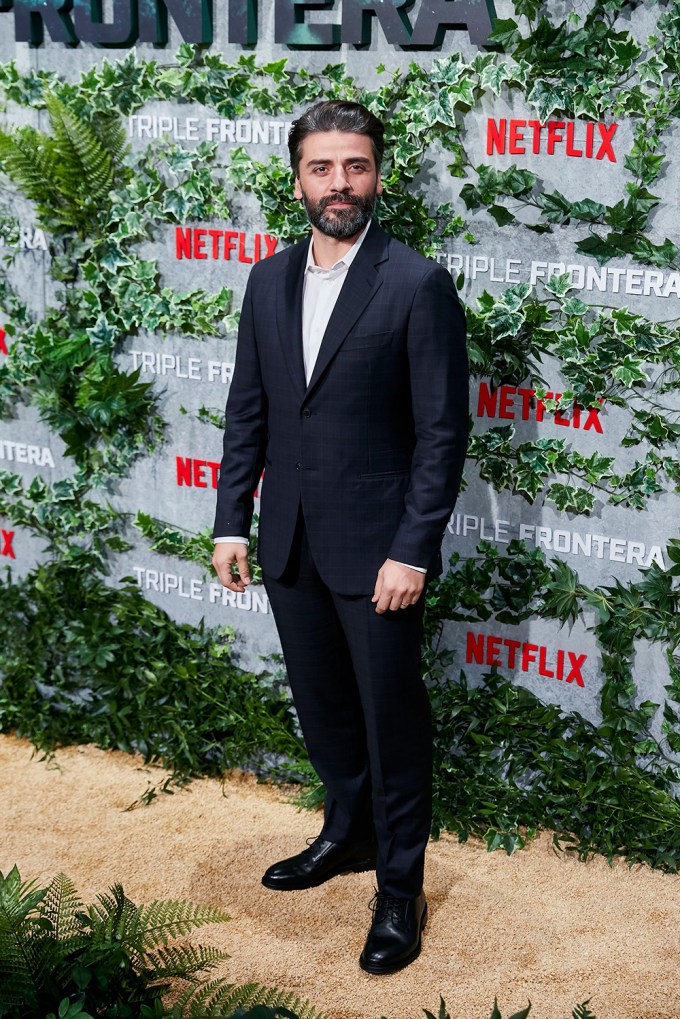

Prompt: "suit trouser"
[262,519,432,898]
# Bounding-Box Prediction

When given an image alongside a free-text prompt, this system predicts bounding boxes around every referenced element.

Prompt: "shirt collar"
[305,219,372,275]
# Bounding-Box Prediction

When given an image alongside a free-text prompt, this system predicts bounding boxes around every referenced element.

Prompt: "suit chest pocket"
[340,330,395,352]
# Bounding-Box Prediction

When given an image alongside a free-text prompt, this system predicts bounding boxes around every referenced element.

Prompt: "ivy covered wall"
[0,1,678,867]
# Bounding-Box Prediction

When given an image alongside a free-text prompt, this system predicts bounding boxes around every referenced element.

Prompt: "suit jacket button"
[303,409,311,418]
[296,462,301,470]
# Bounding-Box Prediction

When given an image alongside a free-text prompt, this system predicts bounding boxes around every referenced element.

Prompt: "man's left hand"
[372,559,426,615]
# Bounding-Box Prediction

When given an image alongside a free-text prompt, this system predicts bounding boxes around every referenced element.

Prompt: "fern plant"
[0,91,130,237]
[0,866,323,1019]
[0,866,228,1016]
[169,980,326,1019]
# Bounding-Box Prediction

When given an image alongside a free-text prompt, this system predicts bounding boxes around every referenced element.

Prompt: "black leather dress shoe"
[261,836,377,891]
[359,889,427,974]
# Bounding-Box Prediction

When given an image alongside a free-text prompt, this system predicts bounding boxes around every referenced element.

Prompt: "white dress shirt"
[301,219,370,383]
[214,222,425,575]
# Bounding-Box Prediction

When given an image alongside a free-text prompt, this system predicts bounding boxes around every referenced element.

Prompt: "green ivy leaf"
[544,272,573,297]
[429,55,464,86]
[607,36,642,68]
[574,234,621,265]
[488,204,516,226]
[547,484,595,513]
[486,305,525,340]
[527,80,569,120]
[562,296,588,315]
[611,356,649,386]
[572,92,601,119]
[480,61,512,95]
[514,0,542,19]
[488,19,521,49]
[539,190,573,225]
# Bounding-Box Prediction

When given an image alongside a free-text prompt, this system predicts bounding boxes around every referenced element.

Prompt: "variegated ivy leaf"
[527,79,570,121]
[479,61,513,96]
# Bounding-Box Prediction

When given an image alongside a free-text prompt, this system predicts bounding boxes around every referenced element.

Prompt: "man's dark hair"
[288,100,385,176]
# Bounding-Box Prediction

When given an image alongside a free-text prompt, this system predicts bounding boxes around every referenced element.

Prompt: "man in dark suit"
[212,100,467,974]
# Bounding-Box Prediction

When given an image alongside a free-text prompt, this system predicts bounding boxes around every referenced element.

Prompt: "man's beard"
[300,188,377,239]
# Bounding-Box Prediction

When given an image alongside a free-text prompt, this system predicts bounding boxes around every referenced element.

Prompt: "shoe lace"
[369,890,403,926]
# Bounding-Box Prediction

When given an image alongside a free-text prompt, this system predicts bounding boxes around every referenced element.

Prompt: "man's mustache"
[318,193,363,211]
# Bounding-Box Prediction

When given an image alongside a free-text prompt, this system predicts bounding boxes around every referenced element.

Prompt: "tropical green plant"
[0,867,324,1019]
[0,92,131,237]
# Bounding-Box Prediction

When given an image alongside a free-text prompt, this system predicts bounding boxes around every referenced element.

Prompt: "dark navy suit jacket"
[213,220,468,595]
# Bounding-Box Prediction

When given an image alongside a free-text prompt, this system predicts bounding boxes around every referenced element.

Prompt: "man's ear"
[294,176,302,200]
[376,171,383,197]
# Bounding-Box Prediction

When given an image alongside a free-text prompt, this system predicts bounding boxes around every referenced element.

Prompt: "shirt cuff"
[393,560,427,574]
[214,536,249,544]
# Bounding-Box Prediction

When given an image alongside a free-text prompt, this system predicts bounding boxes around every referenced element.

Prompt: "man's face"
[294,130,383,240]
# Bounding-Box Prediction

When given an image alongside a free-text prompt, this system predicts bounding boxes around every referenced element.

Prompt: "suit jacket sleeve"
[386,262,468,569]
[212,272,268,539]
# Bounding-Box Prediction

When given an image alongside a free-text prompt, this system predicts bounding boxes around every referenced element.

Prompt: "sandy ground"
[1,733,679,1019]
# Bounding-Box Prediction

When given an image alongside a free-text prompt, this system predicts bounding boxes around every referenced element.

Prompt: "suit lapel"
[275,238,308,402]
[305,222,389,397]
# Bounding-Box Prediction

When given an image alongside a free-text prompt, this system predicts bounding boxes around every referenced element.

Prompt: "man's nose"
[328,166,351,191]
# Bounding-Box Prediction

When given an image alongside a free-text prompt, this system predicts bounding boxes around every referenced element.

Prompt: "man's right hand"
[212,542,251,593]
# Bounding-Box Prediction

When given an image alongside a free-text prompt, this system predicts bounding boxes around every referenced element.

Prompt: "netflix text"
[175,228,278,262]
[486,118,618,161]
[476,382,604,433]
[466,630,588,687]
[1,529,15,559]
[175,456,262,496]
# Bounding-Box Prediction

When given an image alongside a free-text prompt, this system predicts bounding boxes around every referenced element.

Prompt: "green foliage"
[0,113,235,483]
[0,563,305,783]
[134,513,263,585]
[0,866,229,1018]
[423,997,453,1019]
[420,540,680,868]
[466,276,680,512]
[0,93,130,237]
[489,1001,531,1019]
[427,669,680,869]
[169,982,325,1019]
[388,998,595,1019]
[0,867,325,1019]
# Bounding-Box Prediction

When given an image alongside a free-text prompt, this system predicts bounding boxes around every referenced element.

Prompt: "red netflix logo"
[487,118,617,162]
[466,630,587,687]
[477,383,604,433]
[1,529,15,559]
[0,328,7,356]
[175,228,278,262]
[176,456,220,489]
[176,456,262,496]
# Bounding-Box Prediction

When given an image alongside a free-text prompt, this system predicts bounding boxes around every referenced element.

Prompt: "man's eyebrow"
[305,156,372,166]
